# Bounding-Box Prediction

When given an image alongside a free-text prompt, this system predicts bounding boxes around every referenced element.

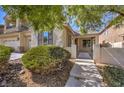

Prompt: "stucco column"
[16,18,20,31]
[70,37,77,58]
[30,28,38,47]
[95,36,99,44]
[4,23,7,32]
[93,44,101,63]
[19,32,26,52]
[71,44,77,58]
[72,37,75,44]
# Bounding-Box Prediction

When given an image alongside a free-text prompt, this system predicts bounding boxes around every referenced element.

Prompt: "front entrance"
[74,37,96,59]
[78,52,91,59]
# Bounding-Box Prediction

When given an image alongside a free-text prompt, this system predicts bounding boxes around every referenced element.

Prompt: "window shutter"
[38,33,43,45]
[48,31,53,44]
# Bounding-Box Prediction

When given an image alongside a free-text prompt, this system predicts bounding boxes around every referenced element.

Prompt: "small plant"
[22,46,71,74]
[0,45,14,74]
[98,65,124,87]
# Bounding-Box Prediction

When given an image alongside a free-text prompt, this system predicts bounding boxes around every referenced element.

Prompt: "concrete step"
[78,52,91,59]
[75,59,94,63]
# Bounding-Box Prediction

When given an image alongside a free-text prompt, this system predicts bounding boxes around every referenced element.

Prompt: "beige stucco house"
[0,16,97,58]
[0,15,79,55]
[1,15,124,59]
[98,24,124,48]
[0,15,31,52]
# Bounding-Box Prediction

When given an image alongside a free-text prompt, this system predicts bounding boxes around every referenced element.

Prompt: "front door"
[80,39,93,52]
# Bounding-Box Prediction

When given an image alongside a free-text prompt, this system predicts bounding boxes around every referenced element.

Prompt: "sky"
[0,8,6,25]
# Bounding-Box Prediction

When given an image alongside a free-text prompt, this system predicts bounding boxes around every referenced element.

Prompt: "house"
[98,24,124,48]
[0,15,80,56]
[1,15,124,59]
[0,15,31,52]
[0,15,102,58]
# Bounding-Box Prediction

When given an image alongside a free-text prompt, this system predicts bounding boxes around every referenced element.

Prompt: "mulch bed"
[0,59,74,87]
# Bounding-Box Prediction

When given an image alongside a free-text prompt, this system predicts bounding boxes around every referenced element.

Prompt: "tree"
[67,5,124,32]
[2,5,66,32]
[2,5,124,33]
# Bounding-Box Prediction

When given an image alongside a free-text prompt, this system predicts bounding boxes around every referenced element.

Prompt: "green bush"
[22,46,71,74]
[101,66,124,87]
[0,45,13,74]
[0,45,13,63]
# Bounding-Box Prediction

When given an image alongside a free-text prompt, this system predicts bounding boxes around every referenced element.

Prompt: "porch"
[74,34,99,59]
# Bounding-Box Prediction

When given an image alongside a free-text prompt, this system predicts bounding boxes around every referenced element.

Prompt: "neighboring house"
[0,15,31,52]
[98,24,124,48]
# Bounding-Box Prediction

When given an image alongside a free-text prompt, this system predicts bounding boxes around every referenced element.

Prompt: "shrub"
[22,46,71,74]
[0,45,13,74]
[99,65,124,87]
[0,45,13,62]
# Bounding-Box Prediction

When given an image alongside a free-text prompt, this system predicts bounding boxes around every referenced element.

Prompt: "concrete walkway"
[78,52,91,59]
[65,53,104,87]
[9,53,24,61]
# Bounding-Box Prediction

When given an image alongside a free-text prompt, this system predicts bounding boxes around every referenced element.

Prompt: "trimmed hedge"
[0,45,13,62]
[0,45,14,74]
[99,65,124,87]
[22,46,71,74]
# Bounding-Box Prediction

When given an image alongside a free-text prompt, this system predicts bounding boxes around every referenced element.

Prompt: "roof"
[98,15,122,35]
[74,33,99,39]
[73,31,80,36]
[98,24,112,35]
[63,23,80,36]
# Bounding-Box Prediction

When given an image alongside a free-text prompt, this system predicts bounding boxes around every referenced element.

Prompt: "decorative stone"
[1,80,7,87]
[0,77,3,82]
[19,70,25,74]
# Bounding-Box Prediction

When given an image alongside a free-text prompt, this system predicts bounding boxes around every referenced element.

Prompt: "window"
[82,40,92,47]
[43,32,48,45]
[6,23,16,29]
[68,35,71,47]
[104,30,108,36]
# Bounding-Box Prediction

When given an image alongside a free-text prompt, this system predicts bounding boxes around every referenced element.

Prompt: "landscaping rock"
[1,80,7,87]
[0,59,73,87]
[0,77,3,82]
[19,70,25,74]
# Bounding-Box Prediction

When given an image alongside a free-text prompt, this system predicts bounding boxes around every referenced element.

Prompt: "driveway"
[9,53,24,61]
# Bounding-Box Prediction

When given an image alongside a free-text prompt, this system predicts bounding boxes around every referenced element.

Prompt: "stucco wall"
[112,42,124,48]
[65,44,77,58]
[52,28,64,47]
[0,36,20,52]
[99,25,124,44]
[31,30,38,48]
[0,31,31,52]
[93,44,124,67]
